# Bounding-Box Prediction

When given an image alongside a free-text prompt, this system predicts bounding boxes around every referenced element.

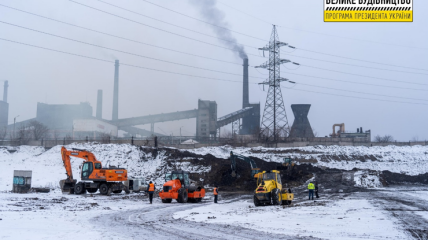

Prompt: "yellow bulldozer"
[253,170,294,206]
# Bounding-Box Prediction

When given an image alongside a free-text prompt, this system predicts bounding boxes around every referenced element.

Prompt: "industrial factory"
[0,58,369,142]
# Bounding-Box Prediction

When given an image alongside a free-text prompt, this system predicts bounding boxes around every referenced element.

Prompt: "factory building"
[196,100,217,138]
[36,102,93,136]
[73,118,118,138]
[0,81,9,128]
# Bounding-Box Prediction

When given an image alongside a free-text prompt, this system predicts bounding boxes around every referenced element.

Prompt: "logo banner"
[324,0,413,22]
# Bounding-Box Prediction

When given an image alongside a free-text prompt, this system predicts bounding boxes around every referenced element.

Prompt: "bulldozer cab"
[256,170,282,189]
[165,171,190,187]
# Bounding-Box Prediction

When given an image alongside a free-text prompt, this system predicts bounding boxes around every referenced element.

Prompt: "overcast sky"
[0,0,426,140]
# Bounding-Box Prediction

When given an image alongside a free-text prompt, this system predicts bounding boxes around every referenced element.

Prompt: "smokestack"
[96,89,103,119]
[112,60,119,121]
[3,80,8,102]
[243,58,249,108]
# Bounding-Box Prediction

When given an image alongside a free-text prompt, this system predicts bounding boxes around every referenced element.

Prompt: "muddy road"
[89,185,428,240]
[92,194,315,240]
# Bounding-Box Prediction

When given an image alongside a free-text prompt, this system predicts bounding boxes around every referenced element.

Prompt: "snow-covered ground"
[174,197,409,240]
[0,190,151,240]
[1,144,428,239]
[187,145,428,175]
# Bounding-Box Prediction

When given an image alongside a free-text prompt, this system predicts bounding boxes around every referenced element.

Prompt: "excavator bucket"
[60,179,77,194]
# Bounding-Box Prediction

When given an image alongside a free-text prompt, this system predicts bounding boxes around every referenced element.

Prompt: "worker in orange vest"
[147,181,155,204]
[213,185,219,203]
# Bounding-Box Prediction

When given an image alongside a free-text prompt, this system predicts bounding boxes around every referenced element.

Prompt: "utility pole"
[179,126,184,144]
[256,25,297,143]
[13,115,19,140]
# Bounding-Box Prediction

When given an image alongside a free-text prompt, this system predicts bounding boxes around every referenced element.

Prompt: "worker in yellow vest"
[308,182,315,200]
[147,181,155,204]
[213,185,219,203]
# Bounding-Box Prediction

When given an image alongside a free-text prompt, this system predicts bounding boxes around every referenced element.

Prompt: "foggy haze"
[0,0,426,141]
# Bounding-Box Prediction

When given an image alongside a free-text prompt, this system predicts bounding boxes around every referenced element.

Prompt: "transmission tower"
[256,25,296,142]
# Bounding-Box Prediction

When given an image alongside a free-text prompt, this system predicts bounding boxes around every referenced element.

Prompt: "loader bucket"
[60,179,77,194]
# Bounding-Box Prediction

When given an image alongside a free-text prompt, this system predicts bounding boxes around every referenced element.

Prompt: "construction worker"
[147,181,155,204]
[213,185,219,203]
[315,181,320,198]
[308,181,315,200]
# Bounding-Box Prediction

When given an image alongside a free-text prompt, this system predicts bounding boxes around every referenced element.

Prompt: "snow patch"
[354,171,382,188]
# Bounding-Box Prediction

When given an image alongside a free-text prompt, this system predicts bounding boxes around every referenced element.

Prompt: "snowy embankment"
[1,144,427,191]
[187,145,428,176]
[0,144,210,192]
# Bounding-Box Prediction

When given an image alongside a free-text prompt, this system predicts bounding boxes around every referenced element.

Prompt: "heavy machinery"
[159,170,205,203]
[253,170,294,206]
[60,147,129,195]
[229,151,260,179]
[276,157,295,175]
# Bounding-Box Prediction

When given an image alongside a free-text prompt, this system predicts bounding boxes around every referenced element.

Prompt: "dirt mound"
[139,147,428,193]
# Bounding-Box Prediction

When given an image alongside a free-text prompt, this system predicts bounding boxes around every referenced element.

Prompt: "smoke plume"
[189,0,247,59]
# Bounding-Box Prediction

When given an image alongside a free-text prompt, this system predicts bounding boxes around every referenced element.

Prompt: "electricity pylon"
[256,25,297,142]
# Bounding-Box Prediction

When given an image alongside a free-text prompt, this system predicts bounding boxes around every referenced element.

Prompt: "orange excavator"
[159,171,205,203]
[60,147,129,195]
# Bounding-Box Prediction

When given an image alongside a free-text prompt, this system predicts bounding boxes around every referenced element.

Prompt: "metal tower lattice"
[257,25,295,142]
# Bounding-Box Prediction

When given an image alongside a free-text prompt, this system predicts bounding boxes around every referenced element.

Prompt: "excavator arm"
[60,147,100,193]
[61,147,99,181]
[230,151,260,178]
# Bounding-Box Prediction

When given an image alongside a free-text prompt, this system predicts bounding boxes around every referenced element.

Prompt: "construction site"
[0,0,426,239]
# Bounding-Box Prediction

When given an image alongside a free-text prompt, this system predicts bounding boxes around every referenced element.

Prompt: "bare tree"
[18,124,32,144]
[374,135,394,143]
[99,133,111,143]
[65,134,72,140]
[52,130,60,141]
[220,130,233,139]
[0,127,7,141]
[29,120,49,140]
[411,136,419,142]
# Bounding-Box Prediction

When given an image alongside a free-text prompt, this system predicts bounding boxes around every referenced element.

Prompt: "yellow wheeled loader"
[253,170,294,206]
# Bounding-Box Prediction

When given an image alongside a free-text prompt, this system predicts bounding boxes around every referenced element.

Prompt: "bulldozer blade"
[59,179,77,194]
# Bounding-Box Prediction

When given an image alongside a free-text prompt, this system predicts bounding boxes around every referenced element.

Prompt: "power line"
[94,0,259,50]
[286,87,428,106]
[216,0,273,26]
[296,82,428,102]
[2,7,425,87]
[0,4,244,66]
[295,48,428,72]
[284,52,428,76]
[280,71,428,92]
[139,0,267,42]
[0,21,265,80]
[301,64,428,87]
[66,1,262,58]
[13,12,425,85]
[0,37,247,84]
[4,3,424,76]
[2,37,427,107]
[73,1,428,76]
[142,0,428,71]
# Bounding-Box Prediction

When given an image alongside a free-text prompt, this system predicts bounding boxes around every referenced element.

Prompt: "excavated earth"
[140,147,428,194]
